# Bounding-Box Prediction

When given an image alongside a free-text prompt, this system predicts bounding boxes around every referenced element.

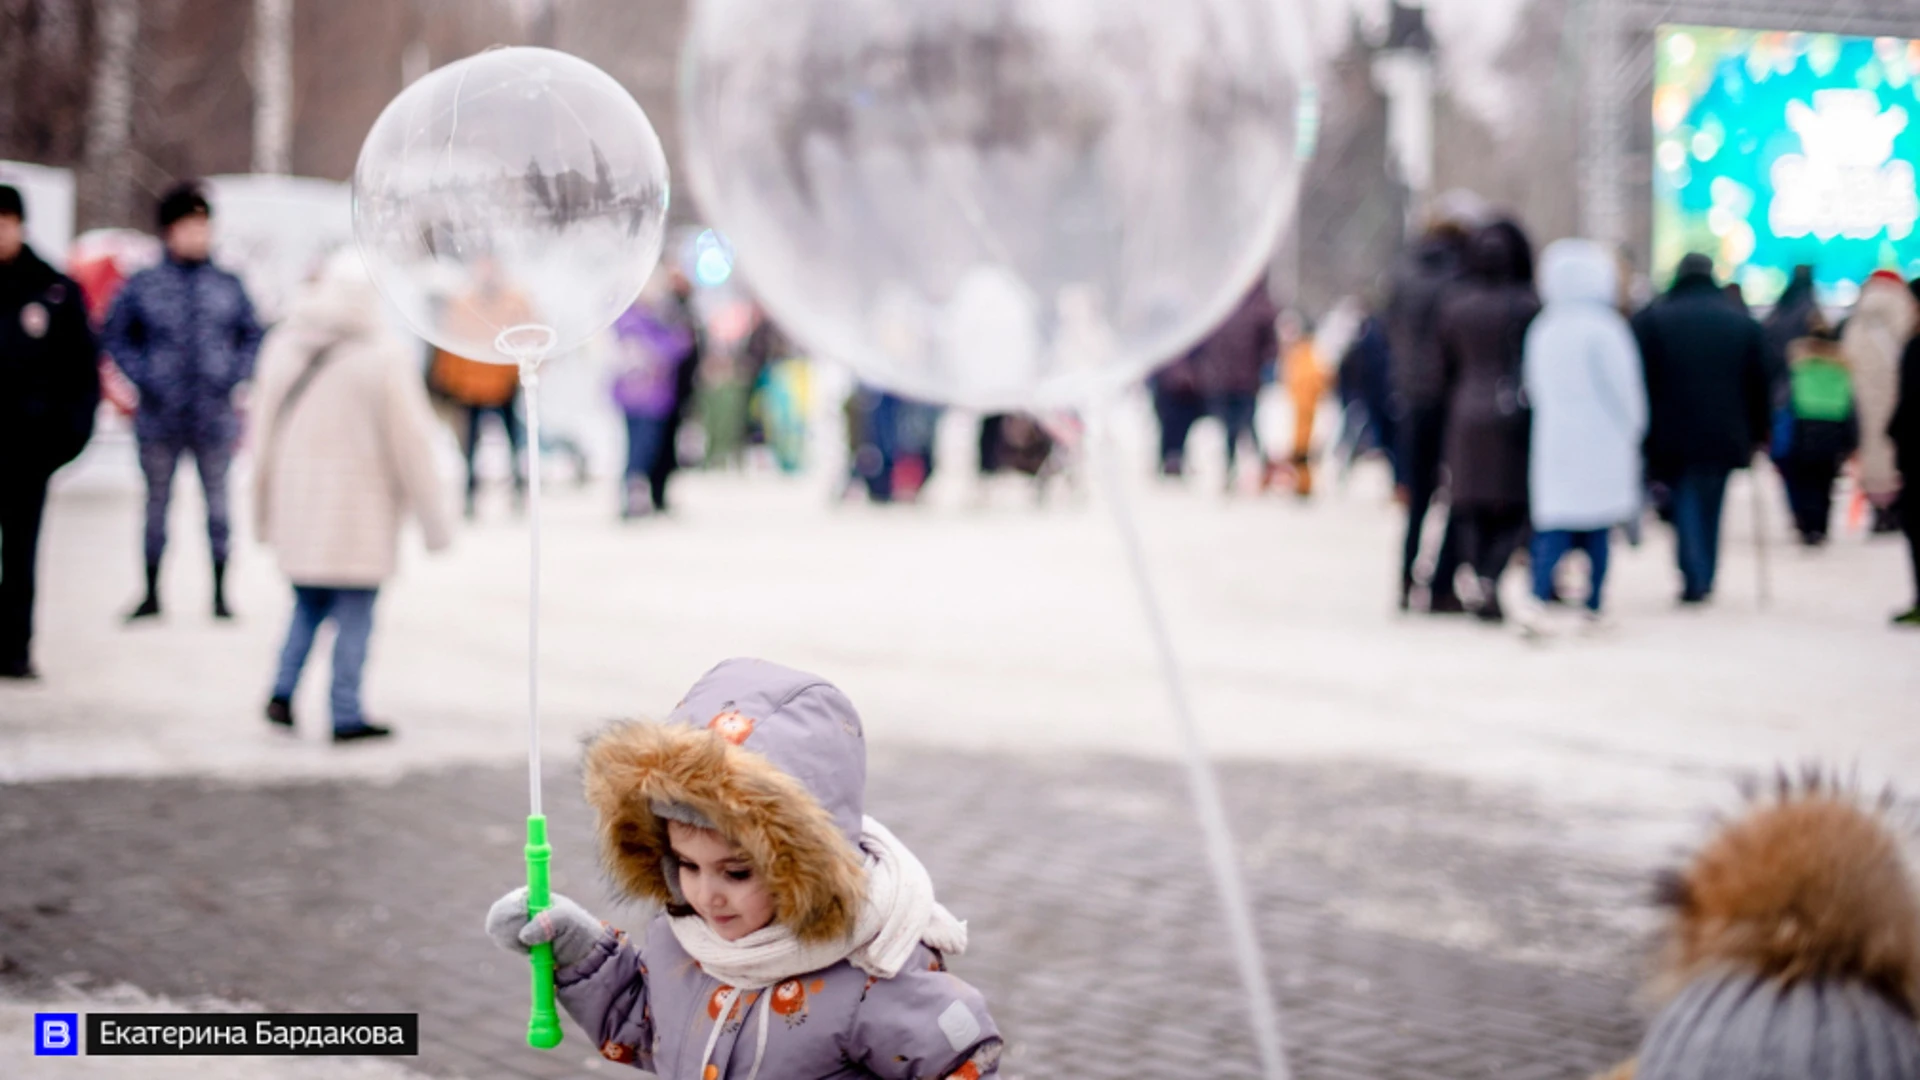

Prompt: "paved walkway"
[3,410,1914,1077]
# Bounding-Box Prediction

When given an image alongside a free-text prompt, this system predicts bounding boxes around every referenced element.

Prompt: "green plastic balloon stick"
[525,814,562,1049]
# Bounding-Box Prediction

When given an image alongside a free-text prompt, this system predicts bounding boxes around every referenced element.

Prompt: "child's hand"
[484,887,604,969]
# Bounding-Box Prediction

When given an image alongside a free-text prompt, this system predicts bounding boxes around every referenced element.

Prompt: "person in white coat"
[1841,270,1916,530]
[1520,240,1648,627]
[250,249,453,741]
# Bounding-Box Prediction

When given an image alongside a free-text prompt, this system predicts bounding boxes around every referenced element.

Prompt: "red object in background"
[68,229,162,419]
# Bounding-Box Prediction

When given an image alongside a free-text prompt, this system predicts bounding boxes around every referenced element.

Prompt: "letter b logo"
[35,1013,79,1055]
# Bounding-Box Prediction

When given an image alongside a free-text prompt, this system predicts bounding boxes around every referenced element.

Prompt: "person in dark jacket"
[1187,282,1279,491]
[1891,279,1920,626]
[103,181,263,621]
[1631,254,1771,604]
[1386,220,1472,612]
[0,185,99,679]
[645,268,703,513]
[1436,220,1541,623]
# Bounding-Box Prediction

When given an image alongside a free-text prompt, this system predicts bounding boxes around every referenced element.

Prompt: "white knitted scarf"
[669,816,967,991]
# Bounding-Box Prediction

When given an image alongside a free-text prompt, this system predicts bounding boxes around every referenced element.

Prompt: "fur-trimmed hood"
[584,659,869,944]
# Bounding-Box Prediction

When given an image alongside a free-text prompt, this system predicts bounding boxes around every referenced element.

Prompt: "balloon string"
[1093,410,1292,1080]
[521,360,544,819]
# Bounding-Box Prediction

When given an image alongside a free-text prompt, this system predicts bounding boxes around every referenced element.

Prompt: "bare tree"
[83,0,139,225]
[252,0,294,174]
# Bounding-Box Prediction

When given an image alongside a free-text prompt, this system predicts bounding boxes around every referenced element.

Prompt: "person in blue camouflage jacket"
[103,182,263,621]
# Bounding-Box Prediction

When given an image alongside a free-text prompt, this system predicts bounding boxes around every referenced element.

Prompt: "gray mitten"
[485,887,604,970]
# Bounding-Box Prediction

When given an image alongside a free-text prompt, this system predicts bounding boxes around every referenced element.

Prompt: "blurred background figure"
[1148,350,1204,479]
[1185,281,1277,493]
[1437,220,1539,624]
[645,268,704,512]
[428,256,530,521]
[104,181,262,622]
[610,274,697,519]
[1519,239,1645,634]
[1275,308,1328,498]
[1842,269,1915,538]
[1332,296,1400,489]
[1632,254,1772,606]
[1893,280,1920,626]
[0,184,99,680]
[1386,207,1476,613]
[251,250,452,743]
[1775,313,1857,547]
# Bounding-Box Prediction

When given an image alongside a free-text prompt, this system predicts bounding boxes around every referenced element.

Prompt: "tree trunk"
[252,0,294,174]
[83,0,139,226]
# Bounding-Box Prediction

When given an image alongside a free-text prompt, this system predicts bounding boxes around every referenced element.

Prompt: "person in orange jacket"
[1268,310,1327,497]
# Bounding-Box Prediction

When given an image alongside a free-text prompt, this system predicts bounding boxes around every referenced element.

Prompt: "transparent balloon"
[681,0,1308,410]
[354,47,670,366]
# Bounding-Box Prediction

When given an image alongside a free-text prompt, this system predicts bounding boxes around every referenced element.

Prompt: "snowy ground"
[9,399,1914,838]
[2,397,1914,1077]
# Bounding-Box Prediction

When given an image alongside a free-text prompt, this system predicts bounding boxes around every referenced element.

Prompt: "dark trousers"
[1153,389,1203,475]
[1670,465,1732,600]
[1457,504,1529,591]
[1779,419,1850,541]
[1398,403,1462,599]
[0,470,51,668]
[1204,393,1261,473]
[1532,529,1610,611]
[463,403,525,508]
[138,431,233,564]
[1901,491,1920,609]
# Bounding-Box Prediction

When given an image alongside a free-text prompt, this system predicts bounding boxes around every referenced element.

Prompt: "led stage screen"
[1654,24,1920,305]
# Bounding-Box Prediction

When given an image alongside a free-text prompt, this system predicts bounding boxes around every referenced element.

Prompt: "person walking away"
[1436,220,1540,623]
[609,282,695,519]
[1186,282,1277,492]
[0,185,100,679]
[251,250,452,743]
[1761,265,1818,518]
[645,269,704,513]
[1888,280,1920,626]
[429,256,532,520]
[1334,307,1400,485]
[1776,315,1857,546]
[1518,239,1646,633]
[1148,353,1203,478]
[1385,215,1475,611]
[103,181,263,622]
[1842,270,1915,537]
[1632,254,1771,605]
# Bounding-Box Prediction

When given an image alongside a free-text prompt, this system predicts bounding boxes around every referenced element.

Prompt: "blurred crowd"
[5,176,1920,733]
[1157,194,1920,637]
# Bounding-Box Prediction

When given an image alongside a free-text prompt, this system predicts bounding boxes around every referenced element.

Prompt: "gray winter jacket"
[560,659,1002,1079]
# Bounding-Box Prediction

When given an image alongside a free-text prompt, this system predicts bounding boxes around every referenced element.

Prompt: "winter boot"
[125,561,162,622]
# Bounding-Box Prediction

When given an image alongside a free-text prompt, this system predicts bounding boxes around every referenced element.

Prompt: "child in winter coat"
[486,659,1001,1079]
[1776,316,1859,546]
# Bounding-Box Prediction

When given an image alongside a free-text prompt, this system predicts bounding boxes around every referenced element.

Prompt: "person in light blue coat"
[1521,240,1647,621]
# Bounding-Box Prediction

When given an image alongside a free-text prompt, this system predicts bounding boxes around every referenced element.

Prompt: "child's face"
[668,820,775,942]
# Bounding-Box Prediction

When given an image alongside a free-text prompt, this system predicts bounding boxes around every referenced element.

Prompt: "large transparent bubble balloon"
[354,47,669,366]
[681,0,1308,410]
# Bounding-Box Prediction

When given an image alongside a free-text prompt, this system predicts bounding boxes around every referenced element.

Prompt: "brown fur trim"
[1653,771,1920,1014]
[583,721,867,944]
